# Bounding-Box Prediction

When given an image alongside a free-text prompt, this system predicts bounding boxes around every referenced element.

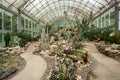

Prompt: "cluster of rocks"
[24,42,31,50]
[103,44,120,61]
[78,54,96,80]
[0,46,23,55]
[95,43,120,62]
[33,39,95,80]
[0,67,17,80]
[0,47,25,80]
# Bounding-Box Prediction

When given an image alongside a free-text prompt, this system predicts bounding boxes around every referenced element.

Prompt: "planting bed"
[95,42,120,62]
[0,52,25,80]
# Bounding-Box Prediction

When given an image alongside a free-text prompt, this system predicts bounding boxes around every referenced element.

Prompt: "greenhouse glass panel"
[105,13,109,27]
[1,0,27,11]
[4,14,11,31]
[110,11,115,25]
[102,16,104,28]
[26,19,28,29]
[12,15,17,32]
[119,11,120,30]
[21,17,24,30]
[0,12,2,30]
[29,21,31,30]
[0,33,2,46]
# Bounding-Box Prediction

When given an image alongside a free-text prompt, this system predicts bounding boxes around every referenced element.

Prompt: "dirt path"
[83,43,120,80]
[11,42,47,80]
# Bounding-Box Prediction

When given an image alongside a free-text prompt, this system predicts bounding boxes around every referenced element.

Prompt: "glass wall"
[12,15,17,32]
[92,7,115,28]
[119,11,120,30]
[21,17,24,30]
[4,14,11,31]
[0,12,2,30]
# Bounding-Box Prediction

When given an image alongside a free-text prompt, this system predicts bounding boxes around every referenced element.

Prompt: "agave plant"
[49,56,77,80]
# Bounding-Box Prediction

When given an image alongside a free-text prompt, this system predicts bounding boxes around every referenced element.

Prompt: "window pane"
[4,14,11,31]
[21,17,24,29]
[12,15,17,32]
[110,11,115,25]
[0,12,2,30]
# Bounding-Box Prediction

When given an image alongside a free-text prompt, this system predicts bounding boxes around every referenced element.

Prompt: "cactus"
[4,32,11,47]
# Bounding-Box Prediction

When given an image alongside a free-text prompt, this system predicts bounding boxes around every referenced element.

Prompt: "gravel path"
[83,43,120,80]
[11,42,47,80]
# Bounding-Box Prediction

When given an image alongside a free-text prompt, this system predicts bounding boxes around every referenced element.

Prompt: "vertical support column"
[97,19,98,28]
[10,16,12,32]
[109,10,111,25]
[100,16,102,28]
[104,14,106,27]
[2,10,4,46]
[18,9,21,32]
[24,18,26,30]
[28,20,29,30]
[115,4,120,34]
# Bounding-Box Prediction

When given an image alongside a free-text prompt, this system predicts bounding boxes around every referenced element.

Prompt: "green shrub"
[111,34,120,44]
[84,28,101,41]
[17,31,32,47]
[76,49,88,64]
[97,45,106,53]
[4,32,11,47]
[17,31,32,41]
[10,36,21,46]
[84,28,114,43]
[99,29,113,43]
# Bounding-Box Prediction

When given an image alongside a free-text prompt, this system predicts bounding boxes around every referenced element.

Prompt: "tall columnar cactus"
[4,32,11,47]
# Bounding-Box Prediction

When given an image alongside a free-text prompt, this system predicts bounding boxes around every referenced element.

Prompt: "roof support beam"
[0,4,39,24]
[18,0,30,9]
[0,4,18,15]
[93,2,117,20]
[21,11,39,23]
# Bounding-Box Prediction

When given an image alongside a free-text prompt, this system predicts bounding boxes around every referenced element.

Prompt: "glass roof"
[0,0,118,24]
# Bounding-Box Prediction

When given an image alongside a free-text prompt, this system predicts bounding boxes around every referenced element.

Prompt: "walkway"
[83,43,120,80]
[11,42,47,80]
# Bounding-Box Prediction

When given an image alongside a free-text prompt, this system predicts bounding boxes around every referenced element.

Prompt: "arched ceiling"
[0,0,119,24]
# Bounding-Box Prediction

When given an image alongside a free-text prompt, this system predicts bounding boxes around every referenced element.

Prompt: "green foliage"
[17,31,32,41]
[17,31,32,47]
[76,50,85,58]
[76,49,88,64]
[10,36,21,46]
[4,32,11,47]
[49,57,77,80]
[97,45,106,53]
[84,28,101,41]
[84,28,116,43]
[99,28,113,43]
[111,34,120,44]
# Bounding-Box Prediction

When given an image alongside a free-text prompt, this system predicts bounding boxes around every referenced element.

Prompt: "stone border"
[0,53,26,80]
[80,54,97,80]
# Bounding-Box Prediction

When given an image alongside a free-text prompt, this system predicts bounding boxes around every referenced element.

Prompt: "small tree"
[4,32,11,47]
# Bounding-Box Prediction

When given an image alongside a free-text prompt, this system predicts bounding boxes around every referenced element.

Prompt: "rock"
[77,75,82,80]
[40,50,46,55]
[49,52,56,56]
[6,50,10,53]
[71,57,78,63]
[0,68,17,79]
[10,49,16,54]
